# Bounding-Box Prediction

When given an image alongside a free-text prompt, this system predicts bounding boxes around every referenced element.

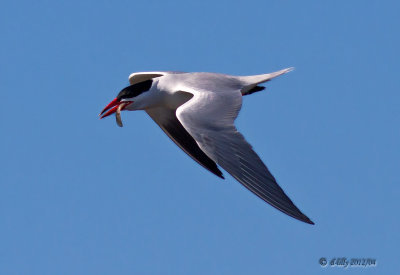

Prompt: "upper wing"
[146,106,224,179]
[129,71,185,85]
[176,88,314,224]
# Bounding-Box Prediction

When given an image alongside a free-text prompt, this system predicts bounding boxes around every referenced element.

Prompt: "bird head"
[99,80,154,119]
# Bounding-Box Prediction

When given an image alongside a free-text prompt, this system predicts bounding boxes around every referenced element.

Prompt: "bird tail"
[238,67,294,95]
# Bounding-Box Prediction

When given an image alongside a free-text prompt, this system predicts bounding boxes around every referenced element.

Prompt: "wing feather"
[146,107,224,179]
[129,71,185,85]
[176,89,313,224]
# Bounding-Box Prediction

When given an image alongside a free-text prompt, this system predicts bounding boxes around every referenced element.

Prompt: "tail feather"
[239,67,294,95]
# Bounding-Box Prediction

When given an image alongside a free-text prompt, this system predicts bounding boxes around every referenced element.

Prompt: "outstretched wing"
[146,106,224,179]
[175,87,313,224]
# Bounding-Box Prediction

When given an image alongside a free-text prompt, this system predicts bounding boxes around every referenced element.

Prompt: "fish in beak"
[99,98,132,127]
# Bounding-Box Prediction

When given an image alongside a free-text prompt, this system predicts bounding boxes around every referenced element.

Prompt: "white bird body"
[100,68,314,224]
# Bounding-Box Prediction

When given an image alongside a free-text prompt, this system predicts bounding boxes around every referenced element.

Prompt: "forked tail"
[239,67,294,95]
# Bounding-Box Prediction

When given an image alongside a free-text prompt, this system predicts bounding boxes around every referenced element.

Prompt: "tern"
[100,68,314,224]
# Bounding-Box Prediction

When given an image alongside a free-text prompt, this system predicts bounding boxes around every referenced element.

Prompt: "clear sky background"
[1,0,399,274]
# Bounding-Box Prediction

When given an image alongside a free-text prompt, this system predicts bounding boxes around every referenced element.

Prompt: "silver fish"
[116,103,125,127]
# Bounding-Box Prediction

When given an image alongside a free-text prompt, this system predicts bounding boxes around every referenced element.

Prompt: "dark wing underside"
[146,107,224,179]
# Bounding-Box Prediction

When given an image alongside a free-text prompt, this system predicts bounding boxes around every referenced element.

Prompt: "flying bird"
[100,68,314,224]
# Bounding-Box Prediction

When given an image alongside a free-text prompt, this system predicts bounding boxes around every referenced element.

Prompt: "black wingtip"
[213,169,224,179]
[295,212,314,225]
[209,166,224,179]
[286,209,314,225]
[304,218,315,225]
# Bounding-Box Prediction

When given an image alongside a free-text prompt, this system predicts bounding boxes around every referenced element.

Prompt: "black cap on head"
[117,80,153,101]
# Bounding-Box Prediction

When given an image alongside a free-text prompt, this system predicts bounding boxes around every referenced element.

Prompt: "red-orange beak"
[99,98,132,119]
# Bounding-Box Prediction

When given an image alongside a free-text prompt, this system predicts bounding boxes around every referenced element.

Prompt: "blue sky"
[1,0,399,274]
